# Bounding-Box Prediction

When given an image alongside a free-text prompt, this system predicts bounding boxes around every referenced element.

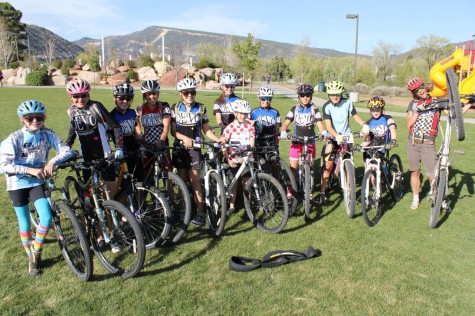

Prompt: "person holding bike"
[321,81,369,204]
[171,78,223,226]
[0,100,75,276]
[250,86,281,145]
[223,100,256,215]
[360,96,397,152]
[405,77,441,210]
[213,73,240,133]
[280,84,326,201]
[110,83,144,181]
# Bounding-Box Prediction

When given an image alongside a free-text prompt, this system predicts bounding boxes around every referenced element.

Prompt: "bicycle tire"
[303,164,312,221]
[29,201,39,231]
[267,157,298,216]
[243,173,289,233]
[117,186,172,249]
[429,169,447,228]
[63,176,84,214]
[206,172,227,237]
[445,68,465,141]
[361,169,382,227]
[156,172,192,245]
[54,200,93,281]
[342,160,356,218]
[92,200,145,279]
[389,154,404,202]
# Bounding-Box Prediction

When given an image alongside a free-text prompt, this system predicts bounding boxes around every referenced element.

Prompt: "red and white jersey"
[223,120,255,163]
[136,101,171,145]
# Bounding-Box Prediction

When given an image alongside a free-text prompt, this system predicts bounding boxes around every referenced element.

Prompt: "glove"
[115,148,124,160]
[362,124,370,136]
[280,131,287,139]
[389,139,397,147]
[336,135,344,144]
[321,130,331,138]
[157,139,165,150]
[416,104,425,113]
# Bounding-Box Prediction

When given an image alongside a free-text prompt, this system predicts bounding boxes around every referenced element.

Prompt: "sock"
[32,224,49,253]
[20,230,32,256]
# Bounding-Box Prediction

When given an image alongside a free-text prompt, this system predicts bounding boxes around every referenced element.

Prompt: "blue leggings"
[14,198,52,232]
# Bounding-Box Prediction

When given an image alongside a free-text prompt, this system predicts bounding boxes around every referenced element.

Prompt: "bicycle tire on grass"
[429,169,447,228]
[243,173,289,233]
[267,157,298,216]
[303,164,312,222]
[54,200,93,281]
[206,172,227,237]
[445,68,465,141]
[63,176,85,214]
[361,169,382,227]
[389,154,404,202]
[342,160,356,218]
[92,200,145,279]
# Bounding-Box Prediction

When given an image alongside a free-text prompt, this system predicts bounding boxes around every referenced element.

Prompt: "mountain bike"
[28,165,92,281]
[114,155,172,249]
[353,142,404,226]
[140,145,192,245]
[320,132,361,218]
[63,157,145,279]
[426,68,465,228]
[220,144,289,233]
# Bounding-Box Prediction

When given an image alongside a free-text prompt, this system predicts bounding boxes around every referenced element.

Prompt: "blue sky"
[9,0,475,55]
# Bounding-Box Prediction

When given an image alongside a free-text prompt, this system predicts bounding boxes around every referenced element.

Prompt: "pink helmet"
[406,77,424,91]
[66,78,91,95]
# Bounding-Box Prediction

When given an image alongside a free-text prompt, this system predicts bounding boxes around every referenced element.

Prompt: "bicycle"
[63,156,145,279]
[219,144,289,233]
[140,144,192,245]
[426,68,465,228]
[114,154,172,249]
[253,134,298,216]
[320,132,361,218]
[27,164,92,281]
[353,142,404,226]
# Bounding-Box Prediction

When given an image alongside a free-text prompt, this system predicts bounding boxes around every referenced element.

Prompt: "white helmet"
[220,73,238,85]
[177,78,197,92]
[257,86,273,97]
[231,100,251,114]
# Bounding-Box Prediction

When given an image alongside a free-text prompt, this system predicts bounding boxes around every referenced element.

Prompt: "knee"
[34,198,52,227]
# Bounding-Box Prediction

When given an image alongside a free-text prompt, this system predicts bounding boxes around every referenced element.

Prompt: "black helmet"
[113,83,134,97]
[297,84,314,95]
[140,80,160,93]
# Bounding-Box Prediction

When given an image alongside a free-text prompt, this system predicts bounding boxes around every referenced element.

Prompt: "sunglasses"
[328,94,341,97]
[414,84,426,92]
[72,93,89,99]
[23,115,45,122]
[117,96,133,101]
[182,90,197,96]
[224,85,236,89]
[298,93,312,98]
[259,97,272,102]
[145,92,158,97]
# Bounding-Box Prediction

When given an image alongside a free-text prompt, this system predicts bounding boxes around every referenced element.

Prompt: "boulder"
[51,75,68,86]
[76,70,102,83]
[201,67,215,80]
[154,61,172,76]
[14,68,31,85]
[107,73,128,86]
[137,66,158,80]
[205,81,221,90]
[117,65,130,73]
[159,68,187,87]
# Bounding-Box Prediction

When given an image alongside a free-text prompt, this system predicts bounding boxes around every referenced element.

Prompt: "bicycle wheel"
[266,157,298,216]
[342,160,356,218]
[156,172,192,245]
[429,169,447,228]
[92,200,145,279]
[206,172,227,237]
[303,164,312,221]
[445,68,465,141]
[63,176,84,213]
[54,201,93,281]
[243,173,289,233]
[361,169,382,227]
[29,200,39,231]
[389,154,404,202]
[117,186,172,249]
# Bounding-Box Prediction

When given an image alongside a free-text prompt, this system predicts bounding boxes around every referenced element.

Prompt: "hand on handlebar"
[361,124,370,136]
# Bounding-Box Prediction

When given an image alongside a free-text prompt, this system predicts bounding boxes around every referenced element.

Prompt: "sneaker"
[442,200,452,213]
[410,199,419,210]
[97,237,106,249]
[318,194,328,205]
[111,242,121,254]
[190,213,206,226]
[226,208,235,217]
[28,243,41,276]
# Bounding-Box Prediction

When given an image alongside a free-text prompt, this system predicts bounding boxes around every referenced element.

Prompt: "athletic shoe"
[111,242,121,254]
[410,199,419,210]
[28,243,41,276]
[190,213,206,226]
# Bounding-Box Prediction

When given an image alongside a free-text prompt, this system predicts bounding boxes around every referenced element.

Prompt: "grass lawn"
[0,86,474,315]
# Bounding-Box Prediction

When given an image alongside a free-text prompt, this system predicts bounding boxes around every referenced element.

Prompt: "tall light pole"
[346,14,359,94]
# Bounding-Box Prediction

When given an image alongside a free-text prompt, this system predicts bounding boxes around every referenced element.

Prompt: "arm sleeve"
[95,102,123,148]
[0,134,29,175]
[47,130,76,164]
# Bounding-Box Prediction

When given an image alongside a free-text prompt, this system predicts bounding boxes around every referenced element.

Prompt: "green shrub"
[137,55,154,68]
[125,70,138,81]
[125,59,137,68]
[89,55,101,72]
[25,69,49,86]
[61,59,75,76]
[52,59,62,69]
[8,61,20,69]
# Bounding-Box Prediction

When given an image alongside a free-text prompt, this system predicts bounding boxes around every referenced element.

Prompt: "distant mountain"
[25,25,84,60]
[72,26,353,62]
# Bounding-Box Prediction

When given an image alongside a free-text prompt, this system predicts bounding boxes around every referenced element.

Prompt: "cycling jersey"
[322,98,357,134]
[136,101,171,146]
[284,103,322,142]
[213,95,240,127]
[66,101,122,160]
[110,108,140,152]
[0,127,75,191]
[365,115,396,146]
[171,102,209,140]
[407,97,440,139]
[250,107,281,141]
[223,120,255,163]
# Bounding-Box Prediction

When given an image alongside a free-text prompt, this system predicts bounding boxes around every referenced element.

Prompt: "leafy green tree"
[416,35,453,73]
[372,40,401,84]
[195,42,225,68]
[232,33,261,88]
[266,56,291,83]
[0,2,26,57]
[290,37,313,84]
[137,55,154,68]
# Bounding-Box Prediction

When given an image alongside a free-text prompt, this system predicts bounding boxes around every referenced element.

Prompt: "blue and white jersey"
[250,106,281,139]
[322,98,357,134]
[0,127,75,191]
[285,103,322,141]
[366,115,396,146]
[213,95,240,127]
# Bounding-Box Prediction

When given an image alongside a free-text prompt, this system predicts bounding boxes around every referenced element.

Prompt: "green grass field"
[0,86,474,315]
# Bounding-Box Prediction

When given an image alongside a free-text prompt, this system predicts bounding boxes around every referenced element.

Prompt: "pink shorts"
[289,143,316,160]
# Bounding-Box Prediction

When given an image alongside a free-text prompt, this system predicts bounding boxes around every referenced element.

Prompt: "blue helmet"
[17,100,46,117]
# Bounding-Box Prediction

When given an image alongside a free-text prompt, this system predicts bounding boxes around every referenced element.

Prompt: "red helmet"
[406,77,424,91]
